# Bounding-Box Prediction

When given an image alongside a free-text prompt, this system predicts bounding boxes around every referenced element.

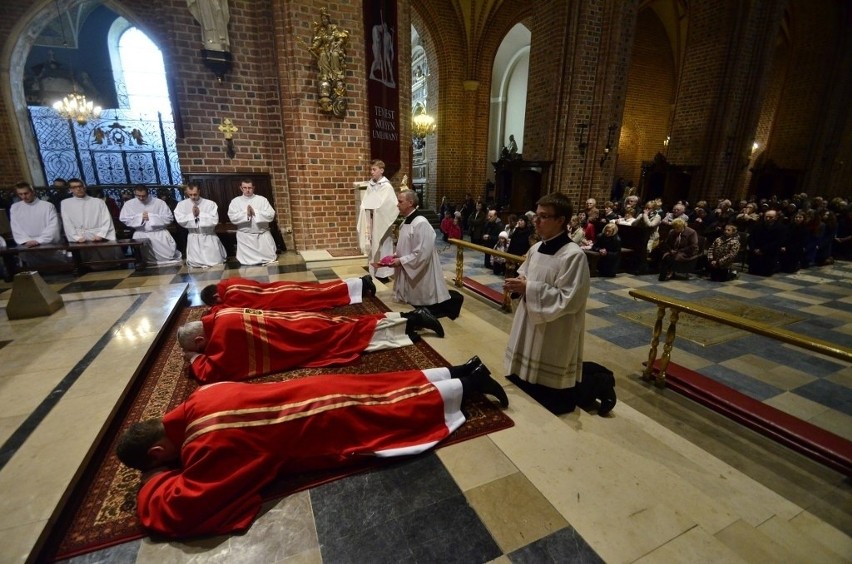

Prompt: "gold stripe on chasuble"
[238,308,265,377]
[183,383,437,445]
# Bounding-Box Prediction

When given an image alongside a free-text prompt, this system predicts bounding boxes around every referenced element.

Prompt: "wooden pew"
[0,240,146,281]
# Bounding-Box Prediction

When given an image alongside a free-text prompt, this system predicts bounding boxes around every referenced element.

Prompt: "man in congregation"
[60,178,123,265]
[657,218,699,281]
[177,305,444,383]
[10,181,66,268]
[503,193,612,415]
[747,209,784,276]
[173,183,227,268]
[228,179,277,265]
[119,185,183,266]
[382,189,463,319]
[481,209,503,268]
[115,360,507,538]
[357,159,397,282]
[199,274,376,310]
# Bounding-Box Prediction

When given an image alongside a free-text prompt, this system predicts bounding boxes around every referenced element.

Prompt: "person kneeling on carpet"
[177,306,445,384]
[115,361,508,538]
[199,275,376,311]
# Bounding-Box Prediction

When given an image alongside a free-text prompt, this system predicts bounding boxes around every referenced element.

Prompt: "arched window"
[109,18,171,115]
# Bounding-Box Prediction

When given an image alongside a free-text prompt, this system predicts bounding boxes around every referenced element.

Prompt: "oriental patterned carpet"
[49,299,514,561]
[619,296,804,346]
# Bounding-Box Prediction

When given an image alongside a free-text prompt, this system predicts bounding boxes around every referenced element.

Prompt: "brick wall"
[615,9,675,190]
[524,0,637,208]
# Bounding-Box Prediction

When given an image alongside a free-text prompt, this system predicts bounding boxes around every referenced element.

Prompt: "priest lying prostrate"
[177,306,444,383]
[119,185,183,266]
[199,274,377,310]
[115,361,508,538]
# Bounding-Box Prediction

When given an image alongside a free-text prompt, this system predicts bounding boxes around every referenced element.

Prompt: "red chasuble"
[217,278,351,311]
[137,371,456,537]
[191,307,382,383]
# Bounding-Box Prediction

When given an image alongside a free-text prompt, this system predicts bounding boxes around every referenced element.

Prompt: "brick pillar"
[524,0,637,208]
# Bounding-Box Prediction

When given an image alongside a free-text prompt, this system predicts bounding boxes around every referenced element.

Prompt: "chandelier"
[53,93,102,126]
[412,112,437,139]
[50,0,102,126]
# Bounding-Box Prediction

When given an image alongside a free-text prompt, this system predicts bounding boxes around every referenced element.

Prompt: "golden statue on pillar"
[304,8,350,118]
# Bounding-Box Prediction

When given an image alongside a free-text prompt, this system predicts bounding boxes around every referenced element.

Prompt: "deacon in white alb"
[120,185,183,266]
[173,183,226,268]
[61,178,123,265]
[227,179,277,265]
[10,181,66,268]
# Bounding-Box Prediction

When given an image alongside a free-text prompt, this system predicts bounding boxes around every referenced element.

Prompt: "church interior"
[0,0,850,562]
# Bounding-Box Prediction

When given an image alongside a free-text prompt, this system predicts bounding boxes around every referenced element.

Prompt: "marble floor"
[0,250,850,563]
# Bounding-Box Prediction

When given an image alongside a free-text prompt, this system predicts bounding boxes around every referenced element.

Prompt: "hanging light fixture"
[53,93,102,126]
[51,0,102,126]
[412,112,437,139]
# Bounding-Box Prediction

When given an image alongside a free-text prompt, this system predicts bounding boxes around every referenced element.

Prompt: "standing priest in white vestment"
[357,159,397,281]
[174,183,226,268]
[120,185,183,266]
[503,192,590,409]
[227,179,277,266]
[61,178,123,265]
[10,181,67,268]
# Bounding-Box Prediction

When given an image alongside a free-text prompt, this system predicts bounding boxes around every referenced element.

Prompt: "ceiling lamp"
[50,0,102,126]
[53,93,102,126]
[412,112,437,139]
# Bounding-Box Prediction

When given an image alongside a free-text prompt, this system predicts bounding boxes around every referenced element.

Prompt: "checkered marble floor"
[440,243,852,441]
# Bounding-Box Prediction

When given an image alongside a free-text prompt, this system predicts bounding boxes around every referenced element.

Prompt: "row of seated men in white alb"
[7,178,277,269]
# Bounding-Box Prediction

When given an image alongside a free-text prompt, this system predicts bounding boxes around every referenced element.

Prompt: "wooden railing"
[629,288,852,386]
[447,237,525,311]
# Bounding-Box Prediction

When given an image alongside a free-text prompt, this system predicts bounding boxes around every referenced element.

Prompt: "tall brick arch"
[410,0,533,207]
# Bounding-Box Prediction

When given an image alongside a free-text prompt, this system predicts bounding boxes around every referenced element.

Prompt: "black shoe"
[407,308,444,337]
[469,364,509,408]
[361,275,376,298]
[454,355,482,378]
[376,276,391,283]
[598,385,617,416]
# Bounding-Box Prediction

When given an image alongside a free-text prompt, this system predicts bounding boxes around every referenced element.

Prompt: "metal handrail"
[628,288,852,385]
[447,238,525,311]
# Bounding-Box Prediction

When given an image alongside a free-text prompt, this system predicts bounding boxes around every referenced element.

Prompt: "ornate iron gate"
[28,106,183,186]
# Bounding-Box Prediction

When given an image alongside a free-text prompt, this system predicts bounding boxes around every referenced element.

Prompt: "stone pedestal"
[5,271,64,320]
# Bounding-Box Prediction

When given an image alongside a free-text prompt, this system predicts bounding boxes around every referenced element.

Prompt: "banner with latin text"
[363,0,400,178]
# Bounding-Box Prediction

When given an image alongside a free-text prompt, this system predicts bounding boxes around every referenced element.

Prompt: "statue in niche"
[304,8,350,117]
[187,0,231,52]
[507,134,518,158]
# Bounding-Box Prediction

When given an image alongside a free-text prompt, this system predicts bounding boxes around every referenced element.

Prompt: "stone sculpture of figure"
[187,0,231,52]
[508,135,518,158]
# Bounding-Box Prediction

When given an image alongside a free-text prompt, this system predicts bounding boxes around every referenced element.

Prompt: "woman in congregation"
[592,222,621,277]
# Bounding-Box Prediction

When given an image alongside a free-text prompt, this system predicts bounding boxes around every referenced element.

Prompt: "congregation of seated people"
[438,190,851,282]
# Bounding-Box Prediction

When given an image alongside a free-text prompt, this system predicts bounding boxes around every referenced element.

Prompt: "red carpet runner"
[44,300,513,561]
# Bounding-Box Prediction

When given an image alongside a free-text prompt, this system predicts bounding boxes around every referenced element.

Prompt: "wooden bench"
[1,240,146,281]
